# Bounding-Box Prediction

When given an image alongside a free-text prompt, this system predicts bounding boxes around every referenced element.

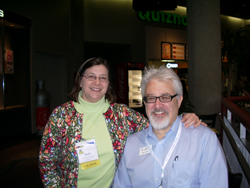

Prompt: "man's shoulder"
[127,129,147,143]
[181,123,218,141]
[129,128,147,138]
[182,123,214,133]
[123,129,148,156]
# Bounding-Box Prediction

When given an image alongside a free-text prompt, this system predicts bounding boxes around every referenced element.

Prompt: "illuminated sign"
[138,11,187,26]
[0,9,4,18]
[166,63,178,68]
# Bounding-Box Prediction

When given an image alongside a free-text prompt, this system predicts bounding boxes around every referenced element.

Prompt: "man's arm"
[199,130,228,187]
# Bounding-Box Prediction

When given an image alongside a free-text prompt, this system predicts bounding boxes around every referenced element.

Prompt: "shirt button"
[156,178,159,180]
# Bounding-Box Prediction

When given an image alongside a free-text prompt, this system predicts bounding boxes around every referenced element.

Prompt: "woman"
[39,57,203,187]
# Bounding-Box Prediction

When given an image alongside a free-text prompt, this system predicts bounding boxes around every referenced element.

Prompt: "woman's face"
[80,65,109,103]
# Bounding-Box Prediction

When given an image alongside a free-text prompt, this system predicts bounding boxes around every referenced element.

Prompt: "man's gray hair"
[140,66,183,98]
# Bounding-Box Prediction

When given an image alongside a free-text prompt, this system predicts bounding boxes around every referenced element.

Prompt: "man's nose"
[155,97,162,107]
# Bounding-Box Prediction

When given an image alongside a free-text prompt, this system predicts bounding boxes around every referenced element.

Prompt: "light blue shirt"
[113,117,228,188]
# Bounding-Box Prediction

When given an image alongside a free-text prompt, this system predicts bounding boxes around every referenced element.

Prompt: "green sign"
[138,11,187,26]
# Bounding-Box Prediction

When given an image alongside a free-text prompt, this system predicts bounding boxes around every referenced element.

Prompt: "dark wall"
[4,27,30,107]
[84,42,131,91]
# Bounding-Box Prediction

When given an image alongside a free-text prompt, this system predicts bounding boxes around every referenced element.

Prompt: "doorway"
[34,52,67,112]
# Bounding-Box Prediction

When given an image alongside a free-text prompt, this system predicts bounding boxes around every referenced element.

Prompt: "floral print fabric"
[39,101,149,188]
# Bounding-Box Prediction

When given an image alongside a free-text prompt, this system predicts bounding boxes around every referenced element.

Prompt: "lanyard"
[145,121,182,179]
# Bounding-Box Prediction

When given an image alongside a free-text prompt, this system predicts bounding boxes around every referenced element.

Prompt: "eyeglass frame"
[82,74,109,83]
[143,94,178,103]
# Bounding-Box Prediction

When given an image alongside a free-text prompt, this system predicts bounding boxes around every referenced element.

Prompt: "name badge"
[139,145,151,156]
[76,139,100,170]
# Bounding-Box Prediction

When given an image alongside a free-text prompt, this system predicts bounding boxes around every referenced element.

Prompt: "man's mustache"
[151,108,169,115]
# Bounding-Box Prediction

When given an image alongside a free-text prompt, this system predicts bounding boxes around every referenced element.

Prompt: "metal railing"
[221,96,250,187]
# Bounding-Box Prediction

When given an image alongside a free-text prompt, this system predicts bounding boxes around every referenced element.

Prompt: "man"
[113,66,228,188]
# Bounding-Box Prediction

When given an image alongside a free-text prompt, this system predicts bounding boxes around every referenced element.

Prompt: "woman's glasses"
[83,75,109,83]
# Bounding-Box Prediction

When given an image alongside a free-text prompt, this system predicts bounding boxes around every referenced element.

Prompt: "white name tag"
[76,139,99,164]
[139,145,151,156]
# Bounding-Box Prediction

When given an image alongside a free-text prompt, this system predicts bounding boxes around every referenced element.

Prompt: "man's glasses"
[143,94,177,103]
[83,75,109,83]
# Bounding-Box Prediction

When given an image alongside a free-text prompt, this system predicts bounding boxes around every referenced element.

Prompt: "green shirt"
[74,93,114,187]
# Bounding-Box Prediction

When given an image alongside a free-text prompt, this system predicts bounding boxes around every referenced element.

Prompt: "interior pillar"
[187,0,221,115]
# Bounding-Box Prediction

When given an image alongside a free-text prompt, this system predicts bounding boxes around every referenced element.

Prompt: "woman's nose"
[94,77,101,84]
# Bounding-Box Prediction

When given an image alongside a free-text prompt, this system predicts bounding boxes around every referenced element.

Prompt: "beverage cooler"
[116,62,145,108]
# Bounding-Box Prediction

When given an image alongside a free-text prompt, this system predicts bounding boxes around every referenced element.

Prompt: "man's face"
[144,79,183,130]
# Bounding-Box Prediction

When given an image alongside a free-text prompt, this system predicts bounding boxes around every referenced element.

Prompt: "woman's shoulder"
[109,103,148,121]
[110,103,137,114]
[110,102,128,108]
[51,101,77,115]
[52,101,73,109]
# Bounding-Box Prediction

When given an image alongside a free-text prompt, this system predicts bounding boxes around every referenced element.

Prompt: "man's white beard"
[148,108,170,130]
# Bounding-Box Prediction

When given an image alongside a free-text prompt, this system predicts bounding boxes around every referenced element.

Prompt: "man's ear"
[177,95,183,109]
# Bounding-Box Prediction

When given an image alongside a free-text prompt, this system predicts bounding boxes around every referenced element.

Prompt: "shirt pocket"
[168,161,199,188]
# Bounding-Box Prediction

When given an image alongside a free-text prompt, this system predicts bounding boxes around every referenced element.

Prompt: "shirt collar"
[73,91,110,113]
[171,116,182,134]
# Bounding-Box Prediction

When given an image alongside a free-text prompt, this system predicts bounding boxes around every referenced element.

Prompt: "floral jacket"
[39,101,149,188]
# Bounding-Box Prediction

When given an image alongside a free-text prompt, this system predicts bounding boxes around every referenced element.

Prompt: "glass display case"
[116,62,145,108]
[128,70,143,108]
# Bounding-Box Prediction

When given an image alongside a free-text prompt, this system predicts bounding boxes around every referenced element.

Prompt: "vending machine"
[115,62,145,108]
